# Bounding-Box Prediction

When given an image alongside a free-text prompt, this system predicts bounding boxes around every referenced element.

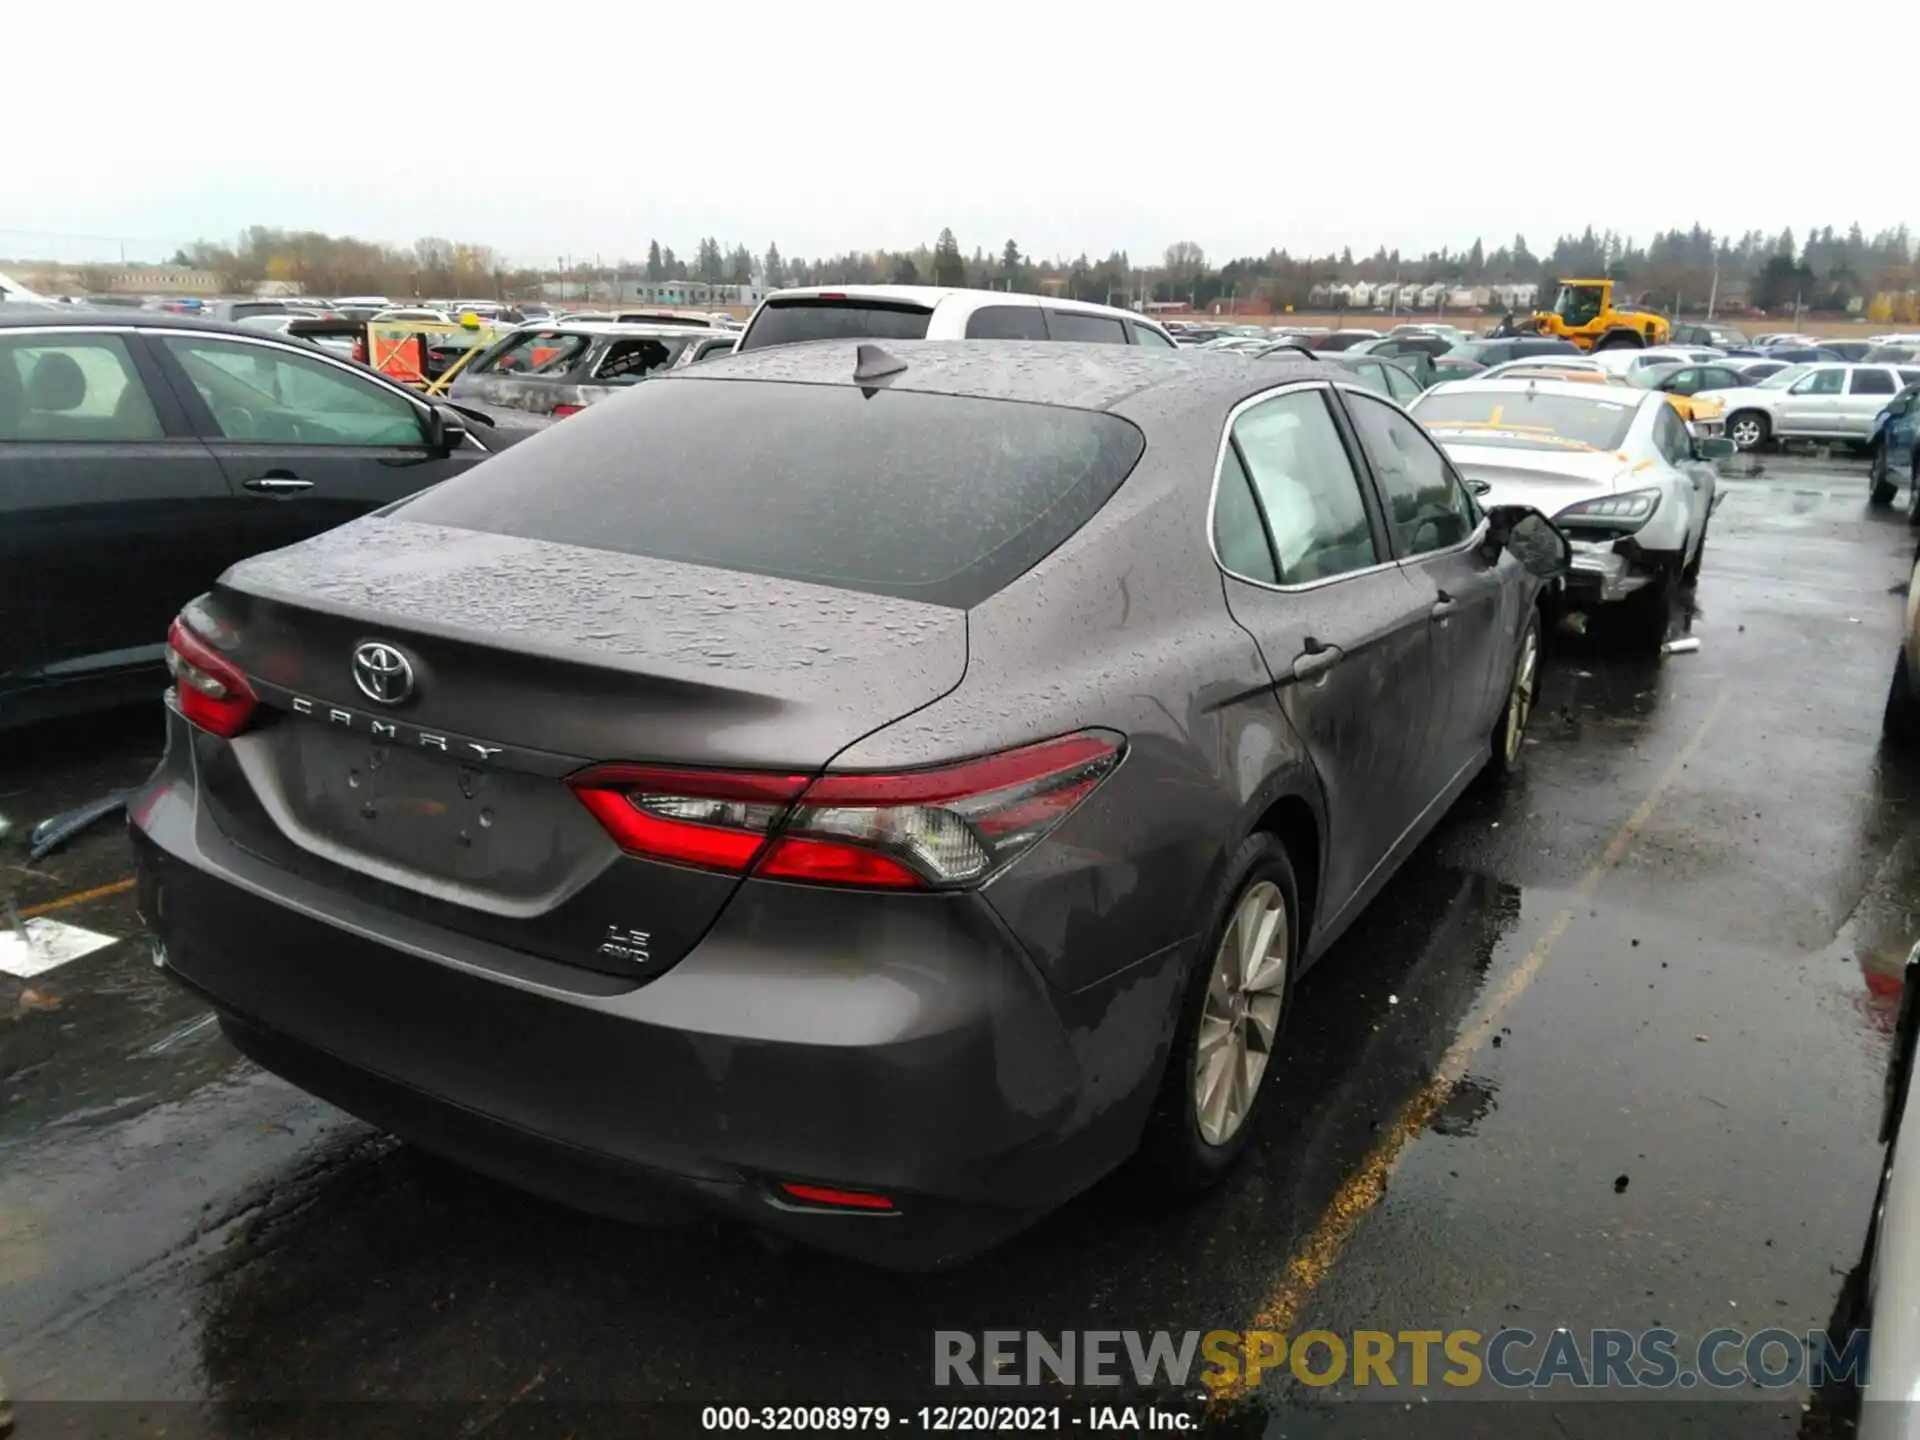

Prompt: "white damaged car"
[1410,379,1729,649]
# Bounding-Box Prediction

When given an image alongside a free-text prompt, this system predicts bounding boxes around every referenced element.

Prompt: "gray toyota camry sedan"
[132,341,1567,1268]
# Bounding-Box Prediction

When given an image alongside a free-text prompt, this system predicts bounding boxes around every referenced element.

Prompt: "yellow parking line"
[1221,684,1730,1392]
[19,877,136,921]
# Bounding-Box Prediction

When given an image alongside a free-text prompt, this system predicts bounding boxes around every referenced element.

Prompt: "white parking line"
[0,918,118,978]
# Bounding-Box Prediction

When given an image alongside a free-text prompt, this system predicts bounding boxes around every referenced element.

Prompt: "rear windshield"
[739,298,933,350]
[1412,389,1638,452]
[400,378,1146,607]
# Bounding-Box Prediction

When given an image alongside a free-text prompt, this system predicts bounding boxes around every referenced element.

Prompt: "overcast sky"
[8,0,1904,269]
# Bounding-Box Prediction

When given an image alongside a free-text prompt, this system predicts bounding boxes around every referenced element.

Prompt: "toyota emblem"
[352,642,415,706]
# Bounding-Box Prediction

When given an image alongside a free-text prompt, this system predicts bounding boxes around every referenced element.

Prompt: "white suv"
[737,285,1176,351]
[1700,363,1920,450]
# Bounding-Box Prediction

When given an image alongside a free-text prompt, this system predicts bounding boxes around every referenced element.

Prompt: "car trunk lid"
[194,518,968,978]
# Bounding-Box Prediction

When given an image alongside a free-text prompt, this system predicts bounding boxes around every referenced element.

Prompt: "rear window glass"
[472,331,593,377]
[1412,389,1638,452]
[740,299,933,350]
[401,379,1146,607]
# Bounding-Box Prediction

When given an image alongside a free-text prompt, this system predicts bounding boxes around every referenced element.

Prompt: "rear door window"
[1228,389,1379,584]
[964,305,1049,340]
[0,333,165,441]
[1850,368,1897,396]
[1212,443,1279,582]
[1045,311,1128,344]
[739,299,933,350]
[1131,322,1177,348]
[402,378,1145,607]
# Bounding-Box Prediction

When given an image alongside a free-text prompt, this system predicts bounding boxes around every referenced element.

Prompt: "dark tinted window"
[1850,368,1896,396]
[964,305,1048,340]
[1652,403,1691,465]
[1899,370,1920,388]
[739,298,932,350]
[1212,443,1278,582]
[403,379,1145,607]
[594,336,692,382]
[1046,311,1128,344]
[1516,338,1581,357]
[1346,391,1477,557]
[1702,367,1742,389]
[1231,390,1379,584]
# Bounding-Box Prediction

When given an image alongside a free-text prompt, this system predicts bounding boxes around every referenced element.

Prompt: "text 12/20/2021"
[701,1406,1195,1431]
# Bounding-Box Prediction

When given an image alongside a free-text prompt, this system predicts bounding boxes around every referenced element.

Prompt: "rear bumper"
[1565,542,1660,605]
[132,708,1178,1268]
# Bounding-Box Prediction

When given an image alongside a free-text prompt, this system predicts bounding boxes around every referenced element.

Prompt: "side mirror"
[1484,504,1571,579]
[424,403,468,454]
[1693,436,1736,460]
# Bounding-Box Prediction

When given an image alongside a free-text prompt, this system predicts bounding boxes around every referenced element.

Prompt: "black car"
[0,311,548,728]
[1442,337,1582,367]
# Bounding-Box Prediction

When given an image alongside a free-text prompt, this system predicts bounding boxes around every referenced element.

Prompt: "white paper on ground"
[0,918,118,978]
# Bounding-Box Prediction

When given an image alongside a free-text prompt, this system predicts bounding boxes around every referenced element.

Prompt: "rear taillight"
[351,338,367,363]
[165,617,257,737]
[569,732,1122,890]
[550,403,585,418]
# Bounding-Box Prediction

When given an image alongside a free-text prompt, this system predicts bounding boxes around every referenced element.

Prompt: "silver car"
[1411,380,1728,648]
[1702,363,1920,451]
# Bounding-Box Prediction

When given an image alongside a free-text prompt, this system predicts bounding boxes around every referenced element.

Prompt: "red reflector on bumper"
[778,1182,896,1212]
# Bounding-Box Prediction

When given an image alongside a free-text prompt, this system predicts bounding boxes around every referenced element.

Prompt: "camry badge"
[352,642,414,706]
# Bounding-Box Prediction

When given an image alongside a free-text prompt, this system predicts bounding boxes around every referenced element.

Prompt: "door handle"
[1430,590,1458,621]
[243,474,313,494]
[1291,640,1345,683]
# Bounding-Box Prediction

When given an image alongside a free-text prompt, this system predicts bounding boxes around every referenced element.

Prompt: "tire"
[1616,568,1674,653]
[1683,515,1711,582]
[1489,607,1543,776]
[1727,410,1770,452]
[1885,648,1920,744]
[1908,455,1920,525]
[1137,833,1300,1192]
[1593,330,1642,352]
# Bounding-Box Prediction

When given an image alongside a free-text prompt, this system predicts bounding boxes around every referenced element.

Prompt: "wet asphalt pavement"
[2,449,1917,1438]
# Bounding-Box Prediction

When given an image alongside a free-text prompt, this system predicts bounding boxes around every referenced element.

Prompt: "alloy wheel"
[1504,625,1539,765]
[1730,416,1763,449]
[1193,880,1289,1147]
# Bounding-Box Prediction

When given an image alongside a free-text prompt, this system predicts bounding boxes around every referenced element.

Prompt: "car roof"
[0,308,308,340]
[664,338,1351,415]
[497,321,709,339]
[760,284,1154,322]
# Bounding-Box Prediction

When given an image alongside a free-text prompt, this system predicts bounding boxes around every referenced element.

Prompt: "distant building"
[105,266,221,294]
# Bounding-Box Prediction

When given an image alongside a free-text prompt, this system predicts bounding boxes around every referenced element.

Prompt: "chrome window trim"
[1204,379,1402,594]
[0,322,433,417]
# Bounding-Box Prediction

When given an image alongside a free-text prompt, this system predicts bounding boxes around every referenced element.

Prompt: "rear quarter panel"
[827,384,1323,998]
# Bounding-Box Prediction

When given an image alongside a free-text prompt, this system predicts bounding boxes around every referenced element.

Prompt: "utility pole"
[1705,257,1719,321]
